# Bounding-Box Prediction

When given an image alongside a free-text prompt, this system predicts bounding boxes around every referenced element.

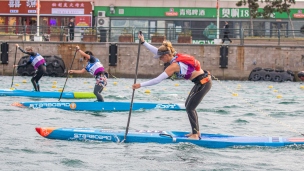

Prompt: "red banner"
[75,16,91,27]
[0,1,92,14]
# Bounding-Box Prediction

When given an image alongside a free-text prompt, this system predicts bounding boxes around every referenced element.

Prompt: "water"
[1,76,304,171]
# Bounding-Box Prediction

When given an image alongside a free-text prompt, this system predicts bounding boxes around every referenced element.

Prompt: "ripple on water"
[234,118,249,124]
[60,158,86,167]
[1,78,304,170]
[243,112,256,116]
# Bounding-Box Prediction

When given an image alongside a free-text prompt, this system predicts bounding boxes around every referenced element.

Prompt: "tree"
[236,0,296,37]
[260,0,296,37]
[236,0,260,36]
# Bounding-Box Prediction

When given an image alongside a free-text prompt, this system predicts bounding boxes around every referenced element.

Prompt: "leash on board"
[211,75,304,136]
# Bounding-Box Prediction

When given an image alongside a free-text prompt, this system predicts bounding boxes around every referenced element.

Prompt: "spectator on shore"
[222,21,232,44]
[68,19,75,42]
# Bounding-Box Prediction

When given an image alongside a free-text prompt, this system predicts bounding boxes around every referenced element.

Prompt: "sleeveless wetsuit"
[170,57,212,135]
[142,41,212,135]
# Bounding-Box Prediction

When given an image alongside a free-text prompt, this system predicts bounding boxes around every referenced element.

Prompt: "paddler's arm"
[68,68,86,74]
[138,34,158,56]
[76,46,90,59]
[16,44,36,56]
[132,63,179,89]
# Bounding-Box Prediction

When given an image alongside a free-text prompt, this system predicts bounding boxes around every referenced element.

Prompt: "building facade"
[0,0,92,34]
[93,0,304,43]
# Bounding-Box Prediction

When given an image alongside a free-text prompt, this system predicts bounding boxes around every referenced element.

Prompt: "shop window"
[8,17,16,34]
[50,17,58,26]
[28,17,37,34]
[61,17,74,27]
[40,17,48,34]
[0,17,6,33]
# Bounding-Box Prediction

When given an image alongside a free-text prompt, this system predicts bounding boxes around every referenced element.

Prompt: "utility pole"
[37,0,40,37]
[216,0,220,40]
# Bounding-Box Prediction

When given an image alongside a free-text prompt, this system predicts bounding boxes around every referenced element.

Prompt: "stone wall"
[1,41,304,80]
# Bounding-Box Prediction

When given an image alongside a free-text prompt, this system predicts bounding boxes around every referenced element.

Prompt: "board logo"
[70,103,77,109]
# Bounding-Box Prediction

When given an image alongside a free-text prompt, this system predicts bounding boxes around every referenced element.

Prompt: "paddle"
[10,46,18,89]
[58,48,77,101]
[123,31,142,142]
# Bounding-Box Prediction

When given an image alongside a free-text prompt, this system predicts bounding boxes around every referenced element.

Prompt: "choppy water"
[1,76,304,171]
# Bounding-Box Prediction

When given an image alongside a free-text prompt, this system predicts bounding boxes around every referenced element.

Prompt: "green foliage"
[236,0,296,19]
[236,0,260,18]
[260,0,296,18]
[178,29,192,37]
[84,28,96,35]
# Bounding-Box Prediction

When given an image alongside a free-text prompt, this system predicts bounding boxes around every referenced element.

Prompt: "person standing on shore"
[68,19,75,42]
[222,21,232,44]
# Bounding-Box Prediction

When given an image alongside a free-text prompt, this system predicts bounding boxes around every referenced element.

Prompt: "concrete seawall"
[1,41,304,81]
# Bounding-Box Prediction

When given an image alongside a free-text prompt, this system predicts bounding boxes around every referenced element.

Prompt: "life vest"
[30,53,46,70]
[176,53,201,71]
[85,56,104,76]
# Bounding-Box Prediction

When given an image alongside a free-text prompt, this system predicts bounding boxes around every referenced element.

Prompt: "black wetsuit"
[185,72,212,135]
[17,47,47,91]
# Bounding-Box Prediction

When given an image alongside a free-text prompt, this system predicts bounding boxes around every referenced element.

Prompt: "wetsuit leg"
[31,73,39,91]
[185,80,212,134]
[31,65,46,91]
[94,84,104,102]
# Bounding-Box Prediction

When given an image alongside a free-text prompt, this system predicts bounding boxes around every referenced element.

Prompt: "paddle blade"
[9,87,15,90]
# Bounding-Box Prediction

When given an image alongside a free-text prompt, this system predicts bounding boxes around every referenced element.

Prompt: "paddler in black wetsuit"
[13,44,47,91]
[132,34,212,140]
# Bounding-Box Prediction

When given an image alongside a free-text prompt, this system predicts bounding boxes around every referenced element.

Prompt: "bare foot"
[186,131,201,137]
[187,134,199,140]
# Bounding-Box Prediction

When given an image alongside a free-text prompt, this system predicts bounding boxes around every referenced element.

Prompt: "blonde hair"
[158,40,176,56]
[25,46,33,51]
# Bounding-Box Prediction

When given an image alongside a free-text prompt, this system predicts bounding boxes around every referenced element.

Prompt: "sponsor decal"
[165,8,178,16]
[74,133,112,141]
[29,102,71,109]
[70,103,76,109]
[155,104,177,109]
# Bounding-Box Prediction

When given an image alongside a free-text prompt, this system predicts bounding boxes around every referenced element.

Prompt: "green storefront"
[94,6,304,43]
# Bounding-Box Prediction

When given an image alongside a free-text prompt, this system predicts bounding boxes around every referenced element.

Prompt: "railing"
[0,25,304,45]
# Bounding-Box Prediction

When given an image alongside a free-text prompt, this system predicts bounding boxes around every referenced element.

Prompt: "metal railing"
[0,25,303,45]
